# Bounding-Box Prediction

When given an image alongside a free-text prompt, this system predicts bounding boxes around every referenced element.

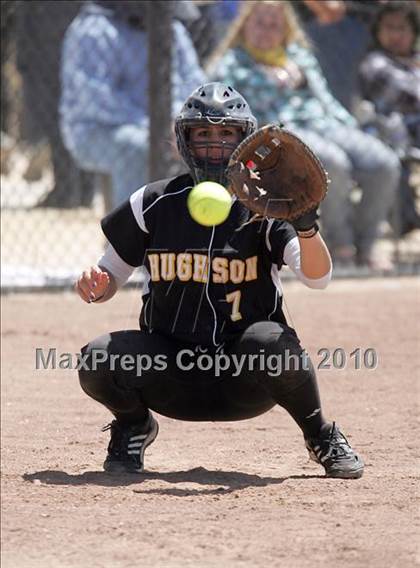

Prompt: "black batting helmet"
[175,82,257,185]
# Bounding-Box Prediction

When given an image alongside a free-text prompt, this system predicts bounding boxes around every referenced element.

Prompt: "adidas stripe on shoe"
[102,415,159,474]
[305,422,364,479]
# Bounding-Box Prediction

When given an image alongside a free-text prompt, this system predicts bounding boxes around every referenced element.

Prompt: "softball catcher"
[76,82,364,479]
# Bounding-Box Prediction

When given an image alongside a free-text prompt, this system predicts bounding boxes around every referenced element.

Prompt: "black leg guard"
[227,321,326,437]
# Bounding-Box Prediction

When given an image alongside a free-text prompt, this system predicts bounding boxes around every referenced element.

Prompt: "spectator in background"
[16,1,94,208]
[209,0,401,270]
[359,1,420,235]
[294,0,385,113]
[360,1,419,150]
[360,1,420,234]
[60,1,206,209]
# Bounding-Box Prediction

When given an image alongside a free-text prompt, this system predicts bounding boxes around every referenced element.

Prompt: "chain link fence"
[1,0,419,290]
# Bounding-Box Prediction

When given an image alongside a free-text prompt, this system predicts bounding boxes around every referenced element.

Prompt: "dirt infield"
[1,278,419,568]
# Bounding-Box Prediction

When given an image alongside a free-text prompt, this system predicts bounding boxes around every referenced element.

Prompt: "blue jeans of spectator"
[62,123,149,208]
[292,125,401,257]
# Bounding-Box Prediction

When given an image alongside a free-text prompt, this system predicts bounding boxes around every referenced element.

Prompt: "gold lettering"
[148,254,160,281]
[226,290,242,321]
[193,254,208,283]
[177,253,193,281]
[230,259,245,284]
[245,256,258,281]
[212,257,229,283]
[151,253,257,284]
[160,253,176,281]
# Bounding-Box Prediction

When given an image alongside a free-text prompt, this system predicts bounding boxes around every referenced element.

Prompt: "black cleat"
[305,422,364,479]
[102,415,159,474]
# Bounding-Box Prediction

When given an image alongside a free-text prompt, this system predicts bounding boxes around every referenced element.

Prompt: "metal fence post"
[147,1,173,181]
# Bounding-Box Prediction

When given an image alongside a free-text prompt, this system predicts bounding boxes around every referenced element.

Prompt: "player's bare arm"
[75,265,117,303]
[298,232,332,280]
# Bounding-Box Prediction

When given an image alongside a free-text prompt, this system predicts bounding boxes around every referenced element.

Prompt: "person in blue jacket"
[60,1,206,208]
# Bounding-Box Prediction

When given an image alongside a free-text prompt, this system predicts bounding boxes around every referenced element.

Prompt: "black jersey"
[101,174,297,347]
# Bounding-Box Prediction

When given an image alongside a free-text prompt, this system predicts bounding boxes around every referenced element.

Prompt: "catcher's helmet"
[175,82,257,185]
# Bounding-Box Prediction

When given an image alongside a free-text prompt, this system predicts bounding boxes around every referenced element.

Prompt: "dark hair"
[371,1,419,53]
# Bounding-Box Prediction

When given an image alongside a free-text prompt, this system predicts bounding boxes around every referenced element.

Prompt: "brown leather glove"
[226,124,329,221]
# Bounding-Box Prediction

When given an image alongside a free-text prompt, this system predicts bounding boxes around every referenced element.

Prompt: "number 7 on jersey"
[226,290,242,321]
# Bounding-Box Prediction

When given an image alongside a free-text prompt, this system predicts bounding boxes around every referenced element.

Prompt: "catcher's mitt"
[226,124,329,221]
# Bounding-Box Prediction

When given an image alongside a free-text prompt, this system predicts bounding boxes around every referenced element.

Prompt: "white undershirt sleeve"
[97,244,136,288]
[283,236,332,289]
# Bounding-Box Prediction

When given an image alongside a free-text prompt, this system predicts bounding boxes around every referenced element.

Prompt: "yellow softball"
[187,182,232,226]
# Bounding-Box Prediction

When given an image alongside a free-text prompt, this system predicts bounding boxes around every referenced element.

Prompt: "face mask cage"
[175,118,254,185]
[188,138,240,185]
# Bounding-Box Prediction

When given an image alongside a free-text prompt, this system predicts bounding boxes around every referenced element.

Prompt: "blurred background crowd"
[1,0,419,285]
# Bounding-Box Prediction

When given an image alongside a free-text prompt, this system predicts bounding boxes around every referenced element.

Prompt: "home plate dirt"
[1,278,419,568]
